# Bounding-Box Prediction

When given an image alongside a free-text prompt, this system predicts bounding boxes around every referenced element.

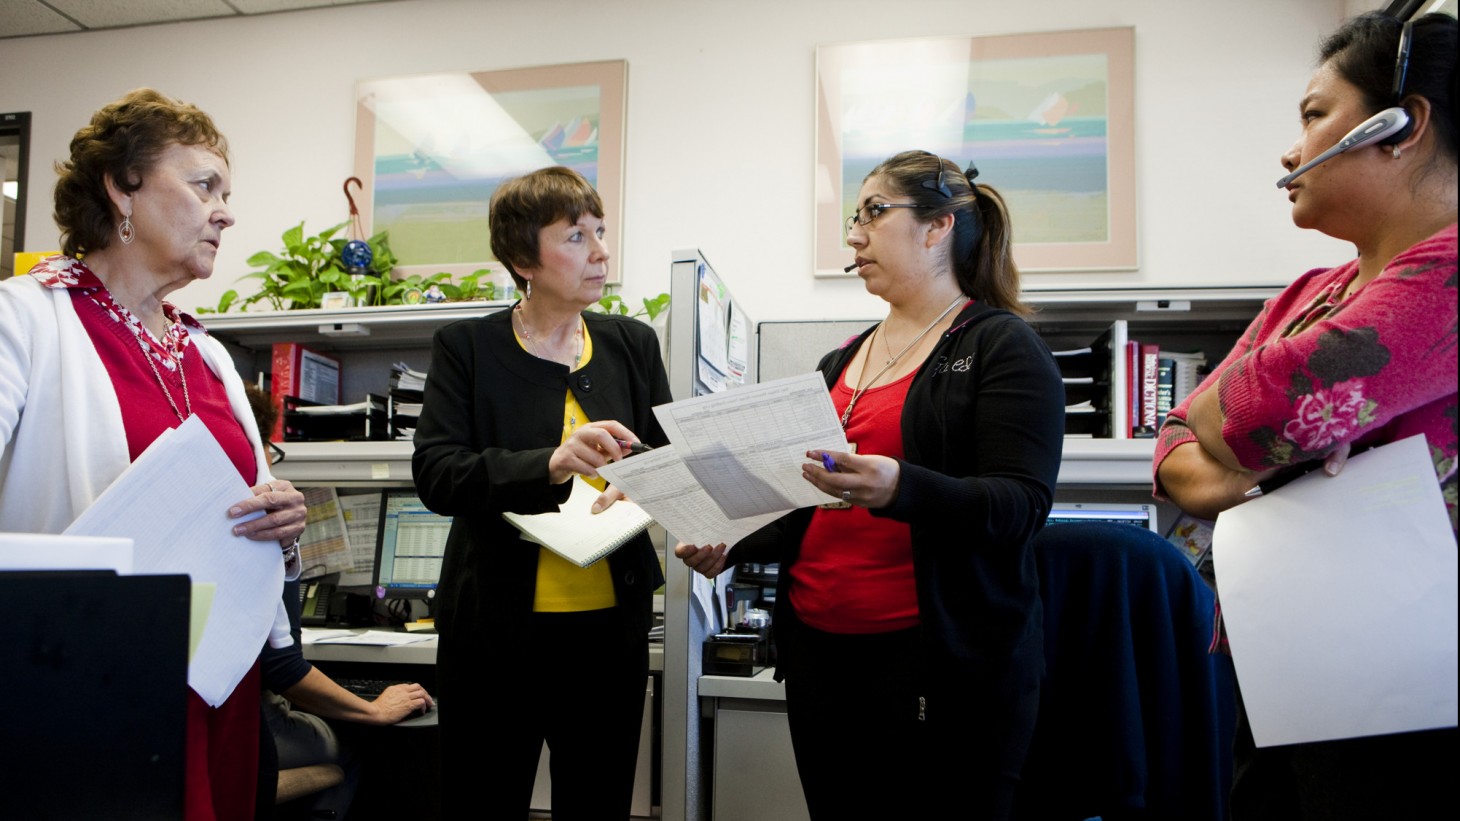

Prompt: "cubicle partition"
[661,248,755,821]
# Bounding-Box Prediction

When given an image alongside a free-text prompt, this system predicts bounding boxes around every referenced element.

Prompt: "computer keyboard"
[334,677,415,700]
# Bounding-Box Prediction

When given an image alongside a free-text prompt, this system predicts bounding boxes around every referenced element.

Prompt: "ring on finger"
[841,490,852,503]
[265,482,275,493]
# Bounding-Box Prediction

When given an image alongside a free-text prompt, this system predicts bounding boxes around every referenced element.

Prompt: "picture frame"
[815,28,1135,276]
[353,59,628,284]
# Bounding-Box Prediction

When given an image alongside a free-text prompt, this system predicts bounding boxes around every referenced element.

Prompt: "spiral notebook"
[503,477,654,568]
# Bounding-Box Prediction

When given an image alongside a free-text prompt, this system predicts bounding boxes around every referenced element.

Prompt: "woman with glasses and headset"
[1153,10,1456,819]
[676,150,1064,818]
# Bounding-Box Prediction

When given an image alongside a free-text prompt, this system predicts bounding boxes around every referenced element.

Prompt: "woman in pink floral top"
[1152,12,1456,820]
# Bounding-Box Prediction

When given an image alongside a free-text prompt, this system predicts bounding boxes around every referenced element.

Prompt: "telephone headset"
[1275,11,1418,189]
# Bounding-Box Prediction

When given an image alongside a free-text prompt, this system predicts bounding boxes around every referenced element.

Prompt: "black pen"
[614,438,654,454]
[1244,459,1325,498]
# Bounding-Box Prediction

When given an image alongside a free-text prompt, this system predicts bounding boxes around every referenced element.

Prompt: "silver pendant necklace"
[839,295,963,428]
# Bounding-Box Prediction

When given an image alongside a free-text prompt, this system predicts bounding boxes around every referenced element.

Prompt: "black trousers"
[1230,680,1459,820]
[436,608,648,820]
[782,622,1039,821]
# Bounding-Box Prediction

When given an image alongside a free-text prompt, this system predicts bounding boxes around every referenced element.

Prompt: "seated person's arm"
[282,667,433,726]
[1158,439,1268,521]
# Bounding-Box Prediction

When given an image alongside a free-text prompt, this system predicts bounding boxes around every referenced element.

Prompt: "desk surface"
[699,667,784,700]
[302,629,665,672]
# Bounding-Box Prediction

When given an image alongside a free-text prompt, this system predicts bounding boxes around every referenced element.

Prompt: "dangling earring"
[119,216,135,245]
[1391,145,1402,160]
[525,279,532,300]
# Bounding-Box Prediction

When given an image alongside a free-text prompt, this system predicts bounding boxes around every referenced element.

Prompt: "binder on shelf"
[282,394,387,442]
[271,343,340,442]
[502,477,653,568]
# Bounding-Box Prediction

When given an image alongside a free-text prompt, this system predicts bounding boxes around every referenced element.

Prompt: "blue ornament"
[341,239,373,272]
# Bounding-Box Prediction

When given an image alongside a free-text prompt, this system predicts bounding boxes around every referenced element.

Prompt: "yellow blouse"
[513,317,618,612]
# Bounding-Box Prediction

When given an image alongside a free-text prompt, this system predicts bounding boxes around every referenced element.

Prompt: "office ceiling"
[0,0,402,40]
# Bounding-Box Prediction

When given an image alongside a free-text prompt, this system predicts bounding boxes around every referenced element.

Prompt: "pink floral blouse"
[1153,224,1458,531]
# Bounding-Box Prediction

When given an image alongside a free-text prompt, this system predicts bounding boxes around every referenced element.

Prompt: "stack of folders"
[1053,335,1114,439]
[388,362,428,440]
[502,477,654,569]
[283,394,388,442]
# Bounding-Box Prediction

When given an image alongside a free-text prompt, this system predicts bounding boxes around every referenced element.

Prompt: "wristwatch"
[282,536,302,582]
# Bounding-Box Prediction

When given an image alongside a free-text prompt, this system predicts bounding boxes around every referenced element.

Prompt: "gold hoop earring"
[119,216,135,245]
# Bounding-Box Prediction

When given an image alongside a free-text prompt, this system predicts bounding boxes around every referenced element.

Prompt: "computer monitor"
[1045,502,1158,532]
[372,488,451,599]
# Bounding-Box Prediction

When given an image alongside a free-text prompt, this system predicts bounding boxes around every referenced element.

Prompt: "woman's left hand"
[803,449,901,509]
[229,479,308,548]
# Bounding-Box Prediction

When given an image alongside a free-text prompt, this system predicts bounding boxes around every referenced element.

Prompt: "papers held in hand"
[502,477,654,568]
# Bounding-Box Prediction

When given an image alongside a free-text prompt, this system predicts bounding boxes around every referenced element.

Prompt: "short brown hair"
[488,166,604,290]
[864,150,1029,316]
[53,88,230,258]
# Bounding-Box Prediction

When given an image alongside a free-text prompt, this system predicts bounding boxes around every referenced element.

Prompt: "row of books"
[1053,321,1207,439]
[270,344,427,442]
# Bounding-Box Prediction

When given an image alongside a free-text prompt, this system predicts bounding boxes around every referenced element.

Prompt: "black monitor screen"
[372,489,451,599]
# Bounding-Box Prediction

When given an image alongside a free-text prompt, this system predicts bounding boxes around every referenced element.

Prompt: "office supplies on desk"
[503,476,653,568]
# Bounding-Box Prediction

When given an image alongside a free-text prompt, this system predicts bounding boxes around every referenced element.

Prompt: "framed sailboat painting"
[815,28,1135,275]
[354,60,628,284]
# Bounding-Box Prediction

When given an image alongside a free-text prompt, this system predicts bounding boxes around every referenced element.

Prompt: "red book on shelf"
[270,343,341,442]
[1126,340,1140,437]
[1138,342,1160,437]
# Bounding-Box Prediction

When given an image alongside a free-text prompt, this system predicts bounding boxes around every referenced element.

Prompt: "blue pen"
[821,453,837,472]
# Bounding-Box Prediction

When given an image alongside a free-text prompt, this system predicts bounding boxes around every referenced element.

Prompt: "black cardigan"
[734,301,1065,684]
[412,308,671,649]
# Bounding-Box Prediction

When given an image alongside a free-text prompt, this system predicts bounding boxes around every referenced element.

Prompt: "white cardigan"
[0,273,290,645]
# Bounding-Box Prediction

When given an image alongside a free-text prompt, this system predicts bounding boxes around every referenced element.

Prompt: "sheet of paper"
[312,630,434,646]
[300,627,355,644]
[300,487,353,578]
[337,491,382,587]
[597,445,787,549]
[0,533,133,573]
[726,301,750,379]
[652,372,847,519]
[63,415,284,708]
[189,583,215,662]
[696,270,730,375]
[1213,434,1458,747]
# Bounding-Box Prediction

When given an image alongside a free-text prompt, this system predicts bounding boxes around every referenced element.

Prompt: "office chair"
[1014,522,1236,821]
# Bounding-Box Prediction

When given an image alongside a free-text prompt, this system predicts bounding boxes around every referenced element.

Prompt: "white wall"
[0,0,1353,322]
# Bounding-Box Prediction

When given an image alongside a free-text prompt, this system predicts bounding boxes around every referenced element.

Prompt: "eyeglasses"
[845,203,930,232]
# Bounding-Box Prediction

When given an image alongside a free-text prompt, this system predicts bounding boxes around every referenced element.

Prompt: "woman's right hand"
[674,542,729,579]
[548,420,639,484]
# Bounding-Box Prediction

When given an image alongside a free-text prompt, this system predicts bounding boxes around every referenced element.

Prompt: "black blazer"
[412,307,671,650]
[735,301,1065,685]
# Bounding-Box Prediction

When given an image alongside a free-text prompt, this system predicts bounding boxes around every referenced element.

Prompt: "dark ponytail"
[864,150,1030,316]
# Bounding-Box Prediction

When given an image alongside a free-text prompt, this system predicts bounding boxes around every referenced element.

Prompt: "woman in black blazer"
[413,167,670,819]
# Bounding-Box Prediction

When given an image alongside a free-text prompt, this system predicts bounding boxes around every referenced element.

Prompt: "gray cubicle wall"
[756,319,877,383]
